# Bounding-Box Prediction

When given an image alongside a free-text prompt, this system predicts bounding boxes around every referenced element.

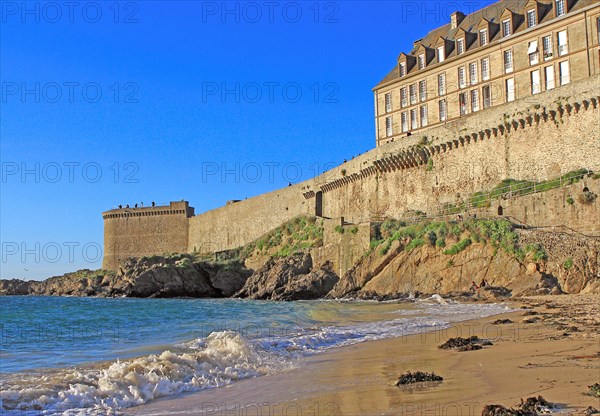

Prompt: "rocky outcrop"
[234,252,339,300]
[327,229,598,299]
[0,255,251,298]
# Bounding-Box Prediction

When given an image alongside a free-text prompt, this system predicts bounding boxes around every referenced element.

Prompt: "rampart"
[102,76,600,270]
[102,201,194,271]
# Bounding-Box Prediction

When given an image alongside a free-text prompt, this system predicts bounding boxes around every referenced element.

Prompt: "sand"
[137,294,600,415]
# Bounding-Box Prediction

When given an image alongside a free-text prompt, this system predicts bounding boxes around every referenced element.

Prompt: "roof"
[374,0,589,89]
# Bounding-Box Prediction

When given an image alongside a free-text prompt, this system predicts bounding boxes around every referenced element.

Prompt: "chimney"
[450,11,465,29]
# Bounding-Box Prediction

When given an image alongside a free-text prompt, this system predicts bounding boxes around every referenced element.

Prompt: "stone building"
[373,0,600,146]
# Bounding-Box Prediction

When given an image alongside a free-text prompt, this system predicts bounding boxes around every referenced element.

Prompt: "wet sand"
[137,294,599,415]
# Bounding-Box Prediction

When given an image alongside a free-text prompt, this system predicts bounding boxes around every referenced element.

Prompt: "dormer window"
[399,63,406,77]
[457,38,465,54]
[437,46,445,63]
[418,54,425,70]
[480,29,488,46]
[555,0,566,16]
[527,9,537,27]
[502,19,512,37]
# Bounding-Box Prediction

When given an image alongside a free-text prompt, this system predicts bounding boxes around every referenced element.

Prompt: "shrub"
[405,238,425,252]
[443,238,472,255]
[350,226,359,234]
[436,238,446,248]
[566,197,574,205]
[563,258,573,270]
[426,158,434,171]
[427,231,437,246]
[334,225,344,234]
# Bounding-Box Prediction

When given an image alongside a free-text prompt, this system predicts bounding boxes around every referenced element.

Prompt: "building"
[373,0,600,147]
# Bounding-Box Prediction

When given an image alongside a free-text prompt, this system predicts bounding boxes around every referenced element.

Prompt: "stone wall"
[102,201,193,271]
[101,77,600,271]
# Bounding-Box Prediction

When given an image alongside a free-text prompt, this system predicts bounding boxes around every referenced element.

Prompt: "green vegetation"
[442,169,592,213]
[350,226,359,234]
[240,216,324,259]
[563,258,573,270]
[566,196,574,205]
[334,225,345,234]
[369,218,547,264]
[426,158,434,171]
[443,238,472,255]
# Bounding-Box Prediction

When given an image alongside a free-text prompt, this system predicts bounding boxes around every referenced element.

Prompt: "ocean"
[0,296,511,415]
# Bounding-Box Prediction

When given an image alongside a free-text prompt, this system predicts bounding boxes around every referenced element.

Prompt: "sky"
[0,0,498,280]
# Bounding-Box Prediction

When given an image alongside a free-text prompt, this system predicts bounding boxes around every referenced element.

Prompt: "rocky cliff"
[2,221,598,299]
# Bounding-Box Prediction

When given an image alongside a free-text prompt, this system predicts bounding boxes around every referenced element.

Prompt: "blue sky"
[0,0,497,280]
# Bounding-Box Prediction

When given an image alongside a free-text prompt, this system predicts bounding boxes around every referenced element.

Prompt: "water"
[0,296,511,415]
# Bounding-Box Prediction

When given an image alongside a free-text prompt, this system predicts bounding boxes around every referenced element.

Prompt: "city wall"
[102,77,600,271]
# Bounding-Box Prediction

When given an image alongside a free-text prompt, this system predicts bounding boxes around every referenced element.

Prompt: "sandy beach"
[137,294,599,416]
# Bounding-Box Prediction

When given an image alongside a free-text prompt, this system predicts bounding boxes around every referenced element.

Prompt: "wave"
[0,331,278,415]
[0,301,511,415]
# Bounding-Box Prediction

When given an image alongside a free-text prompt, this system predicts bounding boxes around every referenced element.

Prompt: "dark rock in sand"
[585,406,599,415]
[589,383,600,397]
[395,371,443,386]
[522,310,539,316]
[439,336,492,351]
[481,396,554,416]
[492,319,514,325]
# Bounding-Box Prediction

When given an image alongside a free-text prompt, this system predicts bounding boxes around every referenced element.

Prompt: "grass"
[444,169,592,213]
[369,218,546,264]
[239,216,324,259]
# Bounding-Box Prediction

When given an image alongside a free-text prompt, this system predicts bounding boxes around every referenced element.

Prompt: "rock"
[439,336,492,351]
[234,253,339,301]
[0,256,251,298]
[0,279,32,295]
[482,395,554,416]
[522,310,539,316]
[585,407,599,415]
[526,263,538,275]
[589,383,600,397]
[492,319,514,325]
[395,371,443,385]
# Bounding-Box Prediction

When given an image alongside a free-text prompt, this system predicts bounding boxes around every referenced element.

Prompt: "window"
[458,66,466,88]
[555,0,565,17]
[418,54,425,70]
[481,57,490,80]
[437,46,445,63]
[543,35,553,59]
[480,29,488,46]
[504,50,513,73]
[527,9,537,27]
[531,70,541,94]
[557,30,568,56]
[409,84,417,104]
[597,18,600,44]
[469,62,478,85]
[400,63,406,77]
[385,116,393,137]
[439,100,447,121]
[502,19,511,37]
[506,78,515,102]
[385,93,392,112]
[419,80,427,102]
[457,38,465,55]
[559,61,570,85]
[528,41,539,65]
[410,109,418,130]
[420,105,428,127]
[401,112,408,132]
[400,87,408,107]
[545,65,555,90]
[483,85,492,108]
[459,93,468,115]
[471,89,480,112]
[438,73,446,95]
